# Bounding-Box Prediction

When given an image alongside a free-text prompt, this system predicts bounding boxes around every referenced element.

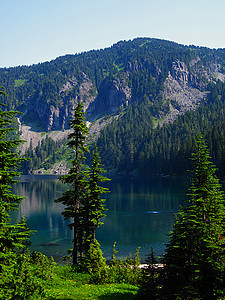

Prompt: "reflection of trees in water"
[12,177,68,217]
[10,175,187,259]
[106,176,186,213]
[99,176,186,246]
[11,177,72,249]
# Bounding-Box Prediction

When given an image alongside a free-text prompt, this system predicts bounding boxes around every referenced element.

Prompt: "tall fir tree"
[0,88,41,298]
[55,101,89,265]
[161,134,225,299]
[82,144,109,257]
[0,89,31,256]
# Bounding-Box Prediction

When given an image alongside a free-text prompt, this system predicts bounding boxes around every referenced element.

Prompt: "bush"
[81,240,108,283]
[78,242,142,285]
[107,246,142,285]
[0,251,45,300]
[31,251,56,280]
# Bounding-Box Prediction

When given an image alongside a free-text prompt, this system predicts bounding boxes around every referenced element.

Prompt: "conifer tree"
[55,101,89,265]
[0,89,31,256]
[162,134,225,299]
[88,144,109,241]
[82,144,109,257]
[0,88,40,298]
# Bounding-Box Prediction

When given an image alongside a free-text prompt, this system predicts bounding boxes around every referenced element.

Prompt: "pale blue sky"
[1,0,225,67]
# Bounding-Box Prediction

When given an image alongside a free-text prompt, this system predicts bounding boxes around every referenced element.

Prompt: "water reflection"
[11,175,187,261]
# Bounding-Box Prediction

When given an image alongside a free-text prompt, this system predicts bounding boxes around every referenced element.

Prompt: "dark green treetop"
[162,134,225,299]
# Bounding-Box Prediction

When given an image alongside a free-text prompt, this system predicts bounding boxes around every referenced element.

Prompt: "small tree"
[140,246,159,299]
[80,144,109,268]
[55,101,89,265]
[82,240,107,283]
[162,134,225,299]
[84,144,109,242]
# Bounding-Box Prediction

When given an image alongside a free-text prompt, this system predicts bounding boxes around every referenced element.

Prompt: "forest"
[97,79,225,178]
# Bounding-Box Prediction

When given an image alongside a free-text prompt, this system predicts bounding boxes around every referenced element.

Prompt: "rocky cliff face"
[27,74,97,131]
[24,55,225,133]
[27,74,132,131]
[29,93,69,131]
[87,77,132,117]
[157,59,224,126]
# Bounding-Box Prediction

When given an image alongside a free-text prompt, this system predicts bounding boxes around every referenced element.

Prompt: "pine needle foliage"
[83,144,109,247]
[162,134,225,299]
[55,103,110,273]
[0,88,43,298]
[0,90,31,256]
[55,101,89,265]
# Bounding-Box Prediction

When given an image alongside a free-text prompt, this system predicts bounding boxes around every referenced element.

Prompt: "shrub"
[107,246,142,285]
[0,251,45,300]
[81,240,108,283]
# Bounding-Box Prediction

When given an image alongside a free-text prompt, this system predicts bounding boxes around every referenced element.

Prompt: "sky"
[1,0,225,68]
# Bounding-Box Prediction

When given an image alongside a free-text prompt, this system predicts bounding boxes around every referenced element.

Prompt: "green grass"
[42,266,139,300]
[44,282,139,299]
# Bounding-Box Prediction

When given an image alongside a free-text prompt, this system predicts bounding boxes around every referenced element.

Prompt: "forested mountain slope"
[97,80,225,177]
[1,38,225,175]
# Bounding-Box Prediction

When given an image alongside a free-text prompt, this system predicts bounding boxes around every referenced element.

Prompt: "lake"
[11,175,187,262]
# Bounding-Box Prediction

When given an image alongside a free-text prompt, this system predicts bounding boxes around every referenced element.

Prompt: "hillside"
[1,38,225,175]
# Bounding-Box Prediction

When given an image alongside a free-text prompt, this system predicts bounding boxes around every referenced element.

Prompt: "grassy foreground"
[42,265,140,300]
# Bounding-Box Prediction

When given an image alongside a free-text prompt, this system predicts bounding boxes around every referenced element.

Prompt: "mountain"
[1,37,225,176]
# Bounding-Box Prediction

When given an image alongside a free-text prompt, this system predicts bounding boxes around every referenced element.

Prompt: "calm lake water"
[11,175,187,262]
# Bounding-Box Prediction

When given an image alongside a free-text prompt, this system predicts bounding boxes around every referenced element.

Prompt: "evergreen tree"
[0,88,42,298]
[0,90,31,256]
[87,144,109,241]
[82,144,109,258]
[55,101,89,265]
[162,134,225,299]
[140,246,158,299]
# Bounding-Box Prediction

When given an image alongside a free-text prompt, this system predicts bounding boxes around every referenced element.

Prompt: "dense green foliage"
[55,102,89,265]
[0,89,50,299]
[144,135,225,299]
[85,144,109,243]
[21,135,68,173]
[0,38,201,111]
[97,80,225,178]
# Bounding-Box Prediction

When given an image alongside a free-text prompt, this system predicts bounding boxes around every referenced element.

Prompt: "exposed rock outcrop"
[87,77,131,117]
[158,60,208,126]
[27,74,97,131]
